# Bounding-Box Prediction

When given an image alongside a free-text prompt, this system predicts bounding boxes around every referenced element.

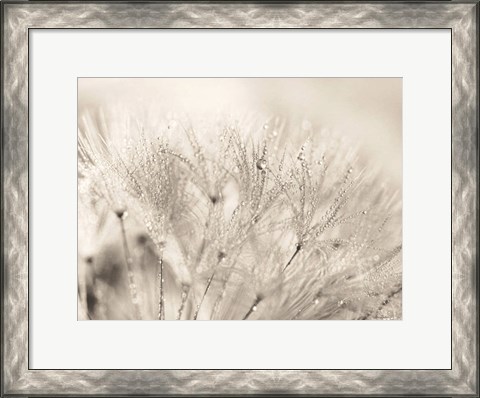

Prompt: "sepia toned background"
[79,78,402,185]
[78,77,402,321]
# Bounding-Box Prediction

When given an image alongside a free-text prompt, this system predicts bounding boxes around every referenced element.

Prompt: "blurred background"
[78,78,402,186]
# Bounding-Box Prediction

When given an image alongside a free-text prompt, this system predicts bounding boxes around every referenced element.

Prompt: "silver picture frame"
[2,1,478,396]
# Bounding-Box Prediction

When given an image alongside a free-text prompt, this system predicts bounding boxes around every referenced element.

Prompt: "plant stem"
[119,218,141,319]
[243,296,263,320]
[176,286,190,320]
[158,257,165,320]
[360,286,402,320]
[193,270,216,320]
[282,244,302,273]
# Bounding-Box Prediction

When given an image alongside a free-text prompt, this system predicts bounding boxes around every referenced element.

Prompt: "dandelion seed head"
[78,111,402,321]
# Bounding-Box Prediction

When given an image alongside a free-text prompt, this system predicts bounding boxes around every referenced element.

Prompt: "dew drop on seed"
[256,158,267,171]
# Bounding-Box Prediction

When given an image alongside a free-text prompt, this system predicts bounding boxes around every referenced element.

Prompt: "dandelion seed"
[79,110,401,321]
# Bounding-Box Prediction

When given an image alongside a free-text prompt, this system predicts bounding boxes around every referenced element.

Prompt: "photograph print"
[77,78,402,321]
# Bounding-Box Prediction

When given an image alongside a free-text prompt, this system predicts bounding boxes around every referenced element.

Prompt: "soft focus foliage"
[78,111,402,320]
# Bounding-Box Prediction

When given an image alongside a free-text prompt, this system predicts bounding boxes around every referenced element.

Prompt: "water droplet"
[362,210,368,215]
[256,158,267,170]
[348,167,353,173]
[314,298,319,305]
[252,305,257,312]
[297,152,306,161]
[263,123,269,130]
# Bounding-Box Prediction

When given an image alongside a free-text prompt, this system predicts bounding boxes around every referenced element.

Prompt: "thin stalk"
[360,286,402,320]
[176,286,190,320]
[139,245,152,318]
[243,296,263,320]
[158,257,165,320]
[119,217,141,320]
[282,244,302,273]
[193,270,216,320]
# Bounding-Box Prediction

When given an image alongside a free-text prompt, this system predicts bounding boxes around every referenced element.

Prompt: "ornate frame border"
[2,1,478,396]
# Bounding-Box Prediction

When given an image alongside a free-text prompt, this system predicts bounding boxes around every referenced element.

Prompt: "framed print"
[2,1,478,396]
